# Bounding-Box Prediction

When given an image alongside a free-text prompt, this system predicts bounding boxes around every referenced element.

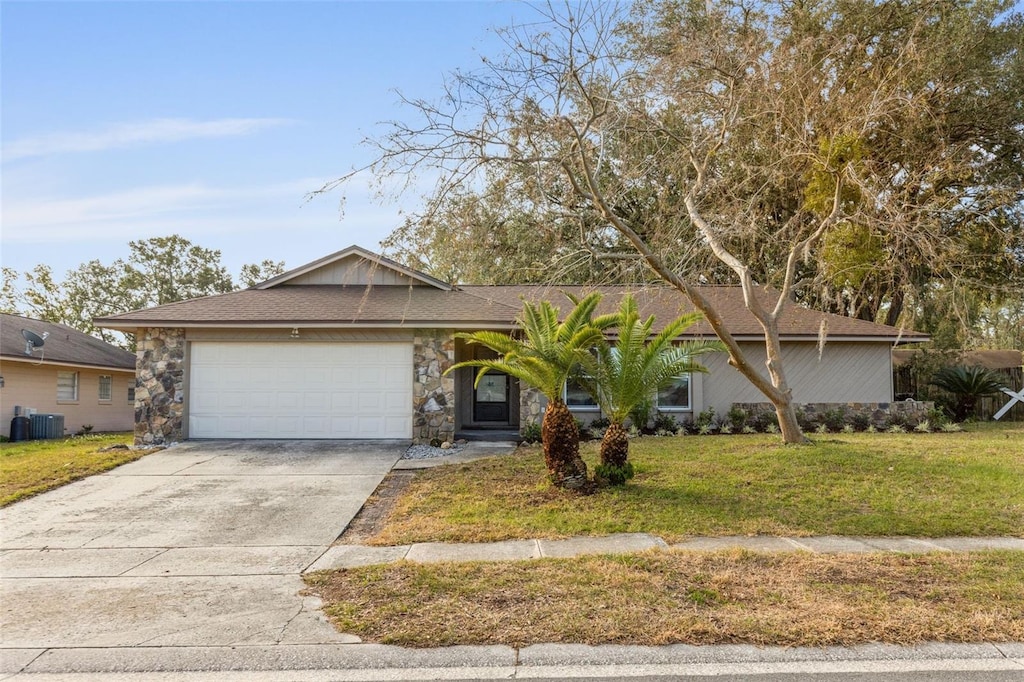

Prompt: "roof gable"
[255,245,452,291]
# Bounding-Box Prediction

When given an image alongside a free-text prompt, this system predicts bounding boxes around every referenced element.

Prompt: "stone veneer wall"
[413,331,455,444]
[519,385,546,430]
[733,401,934,427]
[135,328,185,446]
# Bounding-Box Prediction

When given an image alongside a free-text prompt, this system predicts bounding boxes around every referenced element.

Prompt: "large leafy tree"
[446,293,611,489]
[579,295,723,480]
[328,0,1023,444]
[6,235,285,348]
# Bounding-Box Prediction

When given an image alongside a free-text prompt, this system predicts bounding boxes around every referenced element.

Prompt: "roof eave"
[0,355,135,372]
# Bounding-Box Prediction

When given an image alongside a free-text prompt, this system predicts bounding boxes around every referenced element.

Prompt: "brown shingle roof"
[96,284,927,342]
[1,314,136,370]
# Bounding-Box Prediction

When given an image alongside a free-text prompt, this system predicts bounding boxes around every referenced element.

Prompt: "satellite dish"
[21,329,48,356]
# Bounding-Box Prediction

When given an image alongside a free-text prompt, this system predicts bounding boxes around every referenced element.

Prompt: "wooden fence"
[894,364,1023,422]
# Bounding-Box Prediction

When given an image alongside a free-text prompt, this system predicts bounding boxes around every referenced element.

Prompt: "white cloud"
[0,177,397,245]
[2,118,294,162]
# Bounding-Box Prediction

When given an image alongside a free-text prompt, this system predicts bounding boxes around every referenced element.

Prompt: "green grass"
[305,549,1024,647]
[369,423,1024,543]
[0,433,152,506]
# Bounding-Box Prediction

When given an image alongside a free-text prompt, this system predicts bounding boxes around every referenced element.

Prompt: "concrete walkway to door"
[0,440,403,653]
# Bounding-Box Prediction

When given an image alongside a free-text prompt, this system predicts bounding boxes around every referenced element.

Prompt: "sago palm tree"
[445,292,611,489]
[578,294,724,483]
[930,365,1005,422]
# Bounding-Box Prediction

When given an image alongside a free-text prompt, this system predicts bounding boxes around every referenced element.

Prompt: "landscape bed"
[359,424,1024,544]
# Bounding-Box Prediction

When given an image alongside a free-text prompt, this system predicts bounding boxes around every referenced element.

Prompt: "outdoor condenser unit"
[29,414,65,439]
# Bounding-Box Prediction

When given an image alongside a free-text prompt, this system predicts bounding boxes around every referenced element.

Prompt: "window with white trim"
[564,377,598,408]
[98,375,112,402]
[128,386,136,403]
[657,374,691,410]
[57,371,79,402]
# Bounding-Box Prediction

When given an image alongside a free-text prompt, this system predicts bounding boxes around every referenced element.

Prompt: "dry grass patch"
[305,550,1024,648]
[366,424,1024,544]
[1,434,153,506]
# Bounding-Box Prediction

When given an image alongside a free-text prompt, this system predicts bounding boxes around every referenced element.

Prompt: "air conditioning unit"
[30,414,65,439]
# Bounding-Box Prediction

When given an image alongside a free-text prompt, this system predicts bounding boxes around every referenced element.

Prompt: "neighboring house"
[95,246,929,445]
[1,314,136,439]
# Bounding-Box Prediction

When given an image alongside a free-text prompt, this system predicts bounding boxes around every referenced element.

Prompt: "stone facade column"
[413,330,456,444]
[134,328,185,446]
[519,385,546,431]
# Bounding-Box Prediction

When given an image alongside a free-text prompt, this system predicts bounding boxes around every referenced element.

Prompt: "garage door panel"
[189,342,413,439]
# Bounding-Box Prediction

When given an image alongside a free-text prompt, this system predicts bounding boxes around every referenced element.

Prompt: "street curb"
[4,641,1022,676]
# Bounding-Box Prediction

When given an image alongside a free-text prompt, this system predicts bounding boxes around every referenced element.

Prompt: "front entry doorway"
[473,372,510,423]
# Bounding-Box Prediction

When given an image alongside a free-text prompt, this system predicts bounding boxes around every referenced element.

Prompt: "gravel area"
[402,442,468,460]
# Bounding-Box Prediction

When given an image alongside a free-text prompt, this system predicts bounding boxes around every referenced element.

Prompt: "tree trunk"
[599,421,629,468]
[773,395,805,444]
[541,400,588,489]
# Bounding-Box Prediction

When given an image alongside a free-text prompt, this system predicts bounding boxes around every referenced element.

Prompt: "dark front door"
[473,372,510,423]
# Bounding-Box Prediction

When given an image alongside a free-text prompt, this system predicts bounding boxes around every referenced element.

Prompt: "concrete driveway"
[0,440,402,653]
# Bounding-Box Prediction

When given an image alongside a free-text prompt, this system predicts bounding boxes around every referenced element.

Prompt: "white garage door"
[188,342,413,439]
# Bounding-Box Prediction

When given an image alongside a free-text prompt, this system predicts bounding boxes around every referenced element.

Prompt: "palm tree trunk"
[599,421,629,468]
[542,400,588,489]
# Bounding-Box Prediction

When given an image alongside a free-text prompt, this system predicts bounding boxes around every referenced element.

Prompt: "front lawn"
[0,433,151,506]
[306,549,1024,647]
[367,423,1024,543]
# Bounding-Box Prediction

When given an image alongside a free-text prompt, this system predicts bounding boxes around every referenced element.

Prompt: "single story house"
[95,246,929,445]
[1,313,137,439]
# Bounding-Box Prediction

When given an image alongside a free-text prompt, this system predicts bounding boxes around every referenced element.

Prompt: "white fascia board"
[0,355,135,372]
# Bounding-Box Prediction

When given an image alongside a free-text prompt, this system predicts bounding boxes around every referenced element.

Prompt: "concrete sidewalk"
[308,533,1024,570]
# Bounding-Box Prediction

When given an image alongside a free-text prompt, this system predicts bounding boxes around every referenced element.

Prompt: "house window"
[657,374,691,410]
[128,386,136,403]
[98,375,112,402]
[564,377,597,408]
[57,371,79,402]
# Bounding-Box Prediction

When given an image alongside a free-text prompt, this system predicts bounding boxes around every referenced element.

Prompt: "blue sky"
[1,0,538,280]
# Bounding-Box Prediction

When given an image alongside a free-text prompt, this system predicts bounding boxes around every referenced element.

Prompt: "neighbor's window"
[57,371,79,402]
[128,386,136,403]
[98,375,112,402]
[657,374,691,410]
[564,377,597,408]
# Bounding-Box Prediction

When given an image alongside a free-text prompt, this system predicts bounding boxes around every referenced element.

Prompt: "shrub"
[726,406,748,431]
[751,411,777,433]
[850,412,871,432]
[930,365,1006,422]
[652,412,679,434]
[696,407,716,430]
[822,408,846,432]
[629,399,655,434]
[794,408,815,431]
[914,420,933,433]
[741,425,757,434]
[594,461,635,486]
[575,417,595,441]
[520,422,542,444]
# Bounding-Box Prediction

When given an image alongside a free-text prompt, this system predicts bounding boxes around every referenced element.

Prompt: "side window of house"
[128,386,136,403]
[57,371,79,402]
[98,375,112,402]
[564,377,597,408]
[657,374,691,410]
